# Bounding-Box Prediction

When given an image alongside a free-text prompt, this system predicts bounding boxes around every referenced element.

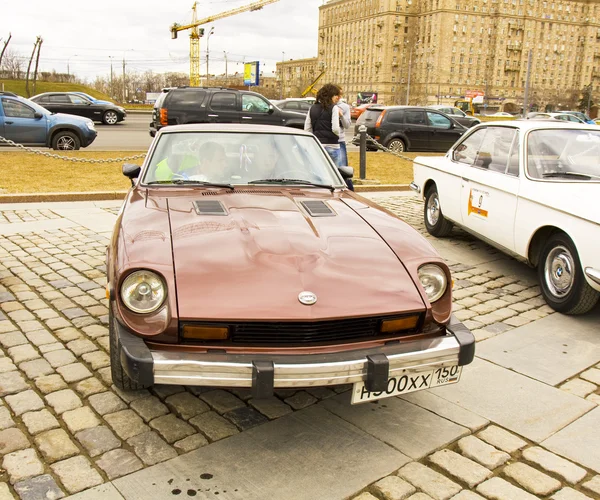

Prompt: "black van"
[149,87,306,137]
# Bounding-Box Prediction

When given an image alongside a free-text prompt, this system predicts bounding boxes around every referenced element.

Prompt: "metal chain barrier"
[0,135,146,163]
[351,132,415,162]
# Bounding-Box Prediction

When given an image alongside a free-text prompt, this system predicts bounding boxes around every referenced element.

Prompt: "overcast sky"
[2,0,325,82]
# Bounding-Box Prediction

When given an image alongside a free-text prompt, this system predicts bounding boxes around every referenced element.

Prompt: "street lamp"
[108,56,115,99]
[279,51,285,99]
[206,27,214,83]
[223,51,228,84]
[122,49,134,104]
[67,54,78,81]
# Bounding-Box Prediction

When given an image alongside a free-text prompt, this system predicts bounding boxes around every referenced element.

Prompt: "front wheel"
[538,233,599,315]
[51,131,81,150]
[424,186,453,237]
[103,110,119,125]
[386,138,406,153]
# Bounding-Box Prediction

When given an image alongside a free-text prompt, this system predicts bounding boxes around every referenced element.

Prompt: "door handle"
[208,114,219,117]
[5,121,13,124]
[242,116,253,120]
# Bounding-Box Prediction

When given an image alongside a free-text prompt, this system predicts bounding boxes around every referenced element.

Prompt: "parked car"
[148,87,306,137]
[0,91,97,150]
[354,105,467,152]
[427,105,481,128]
[270,98,313,114]
[411,121,600,314]
[31,92,126,125]
[563,111,595,124]
[487,111,514,117]
[350,103,375,120]
[149,87,174,137]
[107,123,475,401]
[527,112,587,123]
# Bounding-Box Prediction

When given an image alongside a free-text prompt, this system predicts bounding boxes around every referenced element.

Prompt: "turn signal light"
[380,315,419,333]
[182,325,229,340]
[159,108,168,126]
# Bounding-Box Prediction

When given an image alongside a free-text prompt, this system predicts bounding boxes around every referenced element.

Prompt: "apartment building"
[277,57,322,99]
[308,0,600,110]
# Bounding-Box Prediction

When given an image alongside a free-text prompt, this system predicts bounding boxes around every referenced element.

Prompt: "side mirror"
[268,104,275,114]
[122,163,141,186]
[338,166,354,179]
[33,112,43,119]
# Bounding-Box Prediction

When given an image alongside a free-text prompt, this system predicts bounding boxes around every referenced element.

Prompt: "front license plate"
[351,365,462,404]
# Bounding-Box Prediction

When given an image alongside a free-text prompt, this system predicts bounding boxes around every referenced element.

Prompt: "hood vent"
[201,189,287,196]
[300,200,335,217]
[193,200,227,216]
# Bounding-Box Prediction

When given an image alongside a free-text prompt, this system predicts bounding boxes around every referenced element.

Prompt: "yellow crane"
[171,0,280,86]
[301,69,326,97]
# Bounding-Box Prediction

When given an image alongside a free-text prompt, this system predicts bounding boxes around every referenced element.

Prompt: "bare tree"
[25,37,41,97]
[1,48,22,79]
[32,37,43,95]
[0,33,12,69]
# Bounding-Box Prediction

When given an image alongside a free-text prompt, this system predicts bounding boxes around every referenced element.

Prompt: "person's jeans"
[339,141,348,166]
[324,145,340,167]
[324,144,354,191]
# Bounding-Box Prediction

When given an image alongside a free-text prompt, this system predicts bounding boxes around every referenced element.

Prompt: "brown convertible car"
[107,124,474,404]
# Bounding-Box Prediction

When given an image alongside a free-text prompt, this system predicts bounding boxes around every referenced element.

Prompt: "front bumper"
[115,316,474,398]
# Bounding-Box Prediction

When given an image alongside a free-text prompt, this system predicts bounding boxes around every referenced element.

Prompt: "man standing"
[337,96,351,167]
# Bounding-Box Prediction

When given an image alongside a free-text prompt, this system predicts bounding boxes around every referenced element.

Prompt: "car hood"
[165,191,426,320]
[49,113,93,125]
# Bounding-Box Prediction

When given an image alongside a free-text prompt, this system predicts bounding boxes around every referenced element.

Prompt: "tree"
[578,84,594,114]
[0,33,12,69]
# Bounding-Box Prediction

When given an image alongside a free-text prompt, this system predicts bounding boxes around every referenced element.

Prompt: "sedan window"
[49,95,71,104]
[472,127,517,173]
[453,128,485,165]
[2,99,36,118]
[427,112,452,129]
[69,95,91,105]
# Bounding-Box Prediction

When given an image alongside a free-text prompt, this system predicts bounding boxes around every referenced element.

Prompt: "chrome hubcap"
[57,137,75,150]
[390,141,403,152]
[544,245,575,298]
[427,193,440,226]
[105,112,118,124]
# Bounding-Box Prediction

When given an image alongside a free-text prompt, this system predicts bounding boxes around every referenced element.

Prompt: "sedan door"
[0,98,47,145]
[241,94,280,125]
[207,92,240,123]
[44,94,73,115]
[426,111,465,151]
[68,94,100,121]
[458,126,520,252]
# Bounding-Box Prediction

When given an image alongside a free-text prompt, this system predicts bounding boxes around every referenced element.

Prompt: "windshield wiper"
[146,180,235,190]
[542,171,595,180]
[248,178,335,192]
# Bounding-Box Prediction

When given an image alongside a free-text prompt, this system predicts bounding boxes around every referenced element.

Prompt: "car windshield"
[527,129,600,181]
[142,132,344,187]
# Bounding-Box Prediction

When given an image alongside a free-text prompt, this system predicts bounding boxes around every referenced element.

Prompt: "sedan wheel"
[423,186,453,237]
[103,110,119,125]
[387,138,406,153]
[538,233,599,314]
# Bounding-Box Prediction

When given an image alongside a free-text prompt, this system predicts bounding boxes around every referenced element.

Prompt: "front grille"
[181,314,422,346]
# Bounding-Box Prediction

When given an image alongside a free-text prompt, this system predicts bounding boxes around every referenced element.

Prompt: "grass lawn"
[0,79,113,101]
[0,149,443,194]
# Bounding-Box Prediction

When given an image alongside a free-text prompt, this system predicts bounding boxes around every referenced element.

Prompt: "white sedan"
[411,120,600,315]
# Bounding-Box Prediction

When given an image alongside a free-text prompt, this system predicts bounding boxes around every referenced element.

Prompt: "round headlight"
[417,264,448,303]
[120,270,166,313]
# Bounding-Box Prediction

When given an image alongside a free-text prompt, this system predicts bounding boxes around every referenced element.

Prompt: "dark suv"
[355,105,467,152]
[149,87,306,137]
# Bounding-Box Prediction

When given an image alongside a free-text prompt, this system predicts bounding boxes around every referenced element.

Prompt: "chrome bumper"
[585,267,600,286]
[116,316,474,398]
[409,181,421,193]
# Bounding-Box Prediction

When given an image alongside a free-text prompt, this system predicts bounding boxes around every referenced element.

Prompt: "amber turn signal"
[380,315,419,333]
[182,325,229,340]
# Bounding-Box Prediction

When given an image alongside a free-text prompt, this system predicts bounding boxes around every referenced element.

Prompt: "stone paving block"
[429,449,492,488]
[72,316,98,328]
[39,342,64,354]
[18,320,45,334]
[224,406,269,431]
[457,435,511,469]
[66,338,97,356]
[560,379,597,398]
[53,327,82,342]
[199,389,246,414]
[45,389,82,414]
[164,391,209,421]
[406,495,434,500]
[0,407,15,431]
[0,427,29,456]
[249,397,293,420]
[19,358,54,379]
[96,448,143,480]
[373,476,416,500]
[5,389,44,416]
[111,386,149,403]
[479,477,540,500]
[7,344,39,364]
[306,386,337,400]
[2,448,44,484]
[149,414,196,443]
[127,431,178,466]
[88,391,127,415]
[582,476,600,496]
[81,324,108,339]
[50,455,104,494]
[45,317,72,331]
[56,362,92,383]
[81,350,110,370]
[0,331,28,348]
[14,474,65,500]
[35,374,67,394]
[130,395,169,422]
[75,425,120,457]
[74,377,105,397]
[96,337,110,353]
[24,329,56,346]
[503,462,562,496]
[352,493,378,500]
[189,410,239,442]
[580,368,600,385]
[284,390,319,410]
[104,409,149,440]
[449,492,486,500]
[43,349,76,368]
[397,462,462,500]
[35,428,80,463]
[96,366,113,386]
[521,446,587,484]
[22,409,60,435]
[0,357,16,373]
[174,433,208,453]
[551,488,593,500]
[62,406,101,434]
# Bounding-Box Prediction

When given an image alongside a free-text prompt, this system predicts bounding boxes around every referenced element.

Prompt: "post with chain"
[358,125,367,180]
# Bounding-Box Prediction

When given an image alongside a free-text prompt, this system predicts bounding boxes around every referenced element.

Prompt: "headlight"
[120,270,166,313]
[118,107,126,113]
[417,264,448,303]
[86,121,95,130]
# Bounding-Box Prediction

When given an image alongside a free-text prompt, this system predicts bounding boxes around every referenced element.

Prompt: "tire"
[386,138,406,153]
[109,308,149,390]
[103,110,119,125]
[424,185,453,237]
[538,233,599,315]
[51,131,80,150]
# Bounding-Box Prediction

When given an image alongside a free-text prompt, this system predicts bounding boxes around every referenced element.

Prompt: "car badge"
[298,291,317,305]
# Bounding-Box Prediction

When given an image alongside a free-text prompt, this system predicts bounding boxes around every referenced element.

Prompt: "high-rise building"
[315,0,600,111]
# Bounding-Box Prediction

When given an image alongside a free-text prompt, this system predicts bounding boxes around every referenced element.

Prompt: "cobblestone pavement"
[0,195,598,499]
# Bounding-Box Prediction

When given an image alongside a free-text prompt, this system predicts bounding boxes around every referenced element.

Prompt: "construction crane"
[301,69,326,97]
[171,0,280,86]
